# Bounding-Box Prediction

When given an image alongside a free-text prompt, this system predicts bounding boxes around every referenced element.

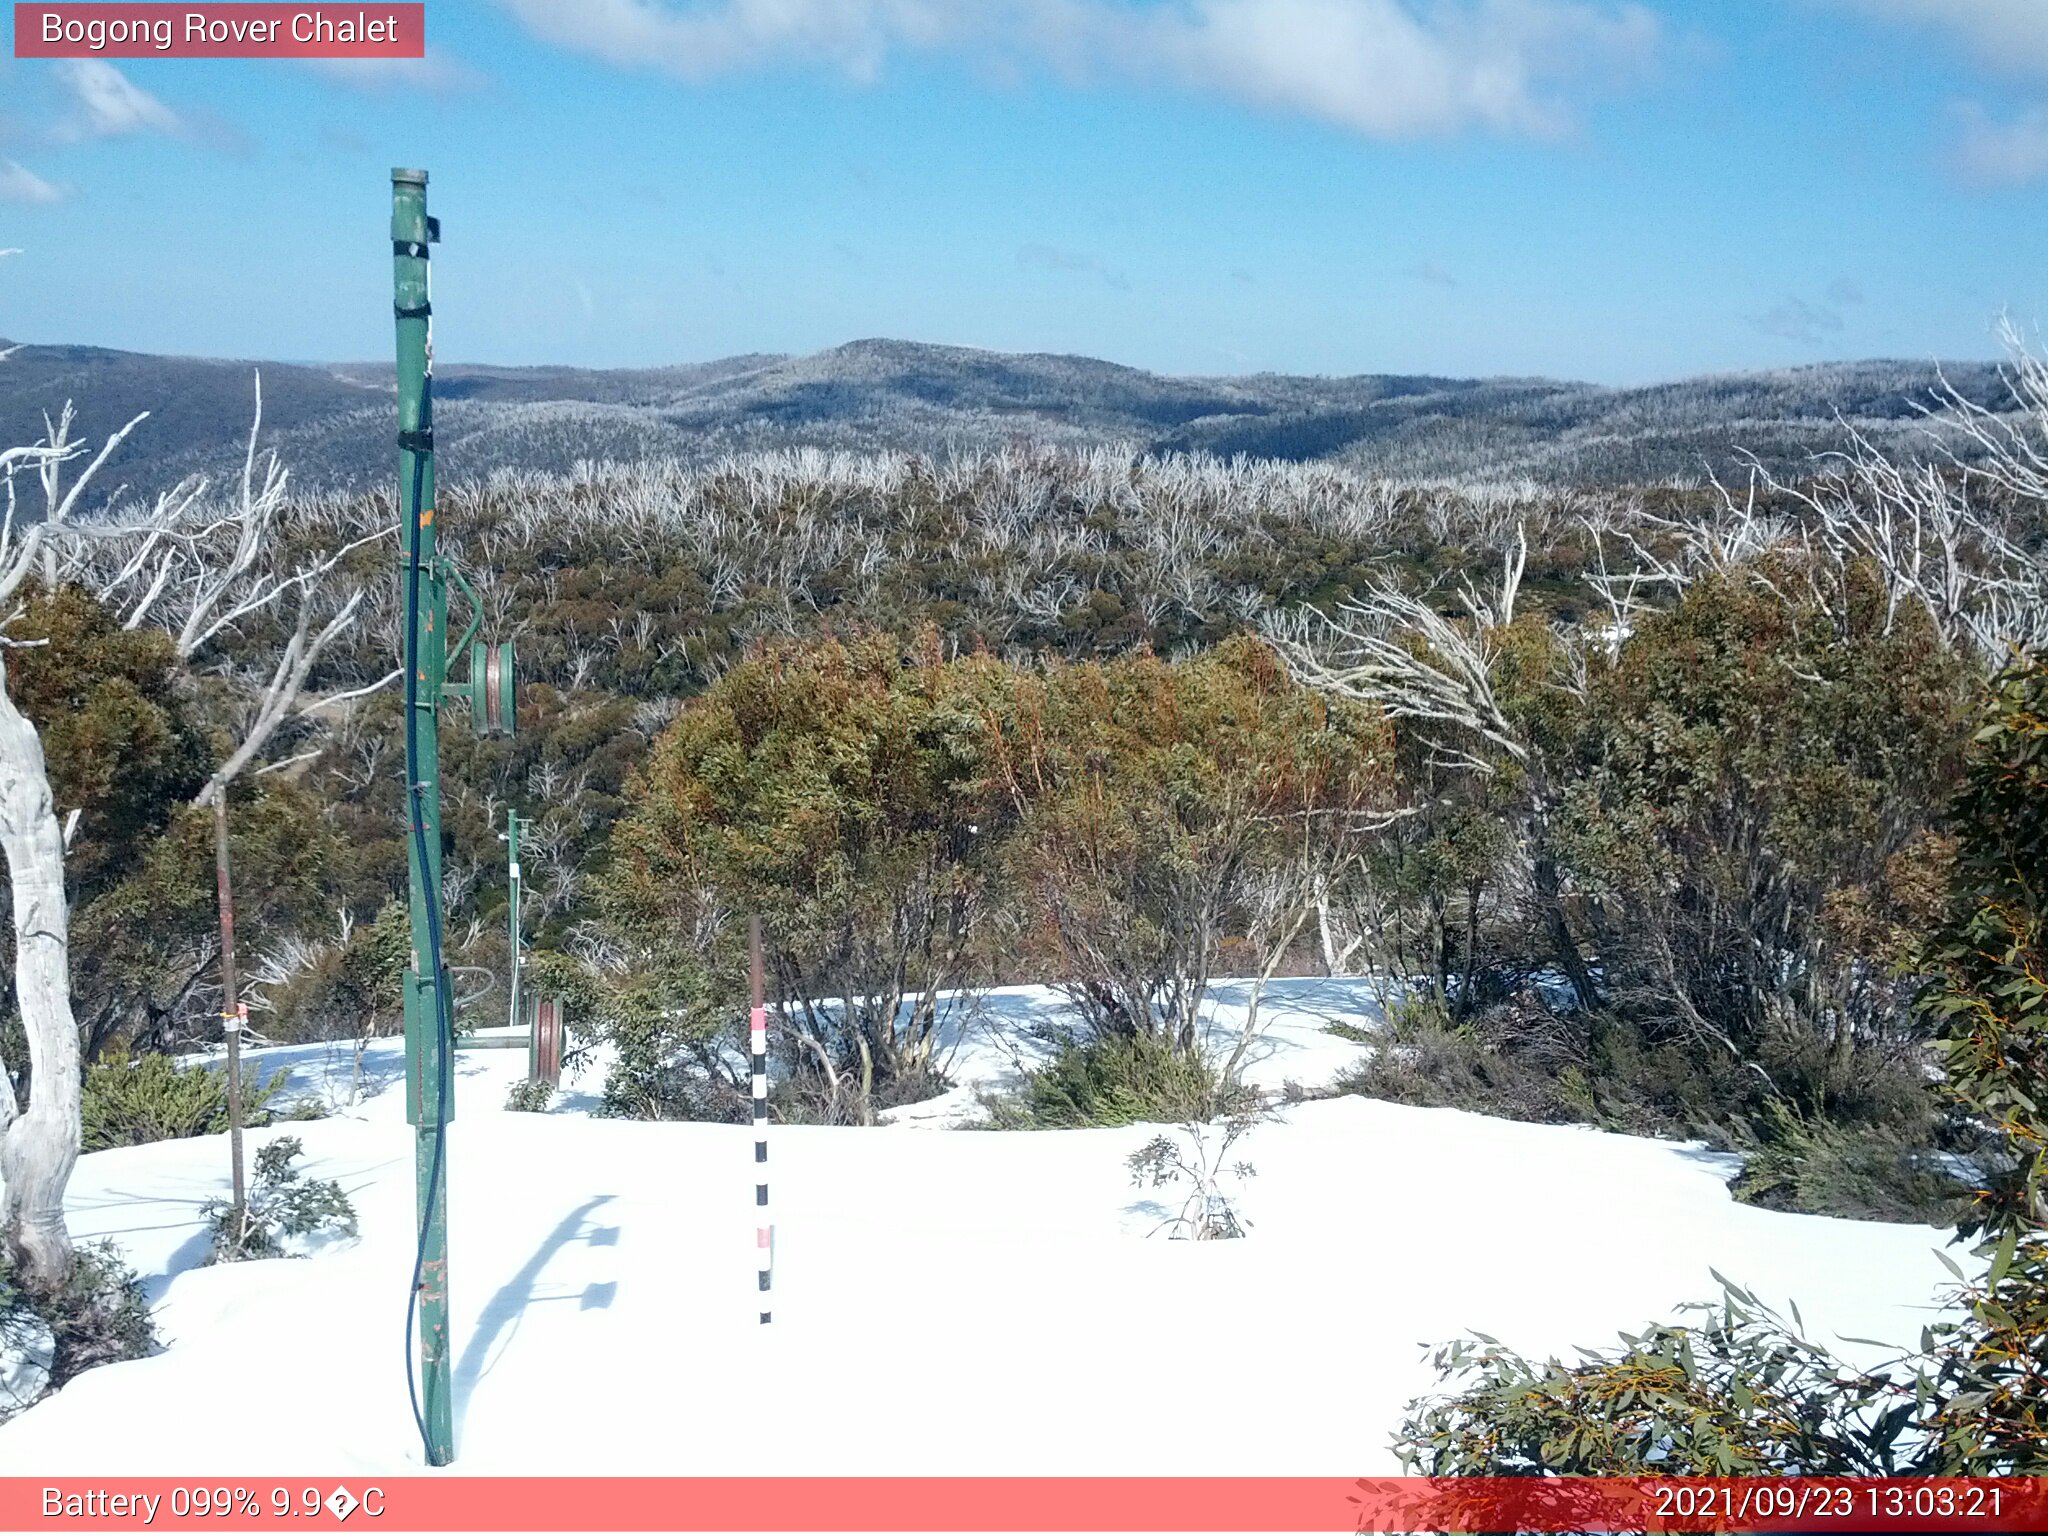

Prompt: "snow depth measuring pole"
[751,916,773,1323]
[393,167,517,1468]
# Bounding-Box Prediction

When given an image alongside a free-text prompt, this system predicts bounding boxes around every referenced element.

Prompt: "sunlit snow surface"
[0,979,1959,1475]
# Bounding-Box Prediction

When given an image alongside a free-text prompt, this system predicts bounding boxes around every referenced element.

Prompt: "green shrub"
[1399,1278,1925,1476]
[582,965,749,1124]
[605,634,1011,1108]
[1920,1236,2048,1468]
[1334,993,1587,1127]
[1396,656,2048,1476]
[1014,1031,1234,1129]
[261,897,409,1045]
[1338,994,1961,1222]
[1920,657,2048,1247]
[999,636,1394,1053]
[1729,1099,1969,1227]
[504,1078,554,1113]
[45,1242,157,1386]
[203,1136,358,1263]
[0,1240,157,1412]
[968,1085,1041,1130]
[1398,1243,2048,1477]
[81,1052,289,1152]
[520,948,738,1124]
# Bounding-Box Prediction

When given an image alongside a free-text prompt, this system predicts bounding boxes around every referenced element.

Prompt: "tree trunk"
[1315,891,1339,977]
[1458,879,1482,1021]
[0,671,79,1288]
[1429,891,1451,1009]
[213,794,246,1234]
[1530,839,1601,1013]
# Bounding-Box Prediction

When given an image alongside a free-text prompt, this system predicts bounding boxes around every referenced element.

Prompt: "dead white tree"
[1581,327,2048,668]
[97,379,396,808]
[0,411,171,1283]
[0,375,387,1284]
[1265,535,1531,781]
[1265,523,1604,1012]
[0,654,78,1281]
[126,379,388,1234]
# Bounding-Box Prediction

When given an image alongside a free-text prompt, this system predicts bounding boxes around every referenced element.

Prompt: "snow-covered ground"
[0,978,1965,1475]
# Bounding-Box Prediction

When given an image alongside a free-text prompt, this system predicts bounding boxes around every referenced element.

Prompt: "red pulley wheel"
[535,997,563,1087]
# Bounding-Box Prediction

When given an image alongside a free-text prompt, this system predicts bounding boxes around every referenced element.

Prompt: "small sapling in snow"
[1126,1101,1267,1239]
[505,1078,554,1113]
[203,1136,358,1263]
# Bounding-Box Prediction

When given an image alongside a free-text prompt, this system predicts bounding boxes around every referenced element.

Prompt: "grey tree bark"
[0,659,80,1285]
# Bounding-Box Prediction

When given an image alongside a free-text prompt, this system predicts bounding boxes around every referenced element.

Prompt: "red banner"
[13,5,424,58]
[5,1478,2048,1532]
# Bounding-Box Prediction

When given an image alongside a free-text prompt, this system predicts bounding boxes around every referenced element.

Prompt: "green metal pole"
[393,166,454,1468]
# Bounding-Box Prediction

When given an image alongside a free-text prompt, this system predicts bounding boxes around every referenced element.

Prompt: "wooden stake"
[212,793,245,1240]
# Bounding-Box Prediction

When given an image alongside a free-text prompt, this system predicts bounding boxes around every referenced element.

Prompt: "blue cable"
[400,447,454,1463]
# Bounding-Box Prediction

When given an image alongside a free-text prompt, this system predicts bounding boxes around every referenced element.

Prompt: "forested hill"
[0,335,2013,503]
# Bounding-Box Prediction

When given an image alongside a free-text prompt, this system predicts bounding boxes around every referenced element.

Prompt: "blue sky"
[2,0,2046,383]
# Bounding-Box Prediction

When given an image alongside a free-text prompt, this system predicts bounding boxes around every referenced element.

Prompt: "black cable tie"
[394,301,432,320]
[398,429,434,453]
[393,240,430,259]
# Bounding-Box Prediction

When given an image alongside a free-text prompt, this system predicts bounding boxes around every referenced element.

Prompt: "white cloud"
[1407,258,1457,286]
[51,60,183,140]
[1828,4,2048,189]
[1953,101,2048,184]
[1830,0,2048,81]
[45,59,252,153]
[1118,0,1659,139]
[302,49,485,92]
[0,159,67,204]
[490,0,1661,140]
[492,0,921,80]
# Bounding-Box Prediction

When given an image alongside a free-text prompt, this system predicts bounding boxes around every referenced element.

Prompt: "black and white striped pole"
[750,915,773,1324]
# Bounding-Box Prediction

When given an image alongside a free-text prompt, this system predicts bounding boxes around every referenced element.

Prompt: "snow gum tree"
[1278,513,1988,1134]
[1554,555,1974,1088]
[1395,654,2048,1476]
[0,584,207,1065]
[988,633,1397,1058]
[1270,533,1609,1015]
[603,631,1396,1117]
[606,630,1014,1122]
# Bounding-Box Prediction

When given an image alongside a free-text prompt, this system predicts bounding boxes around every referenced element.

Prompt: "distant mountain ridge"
[0,336,2014,505]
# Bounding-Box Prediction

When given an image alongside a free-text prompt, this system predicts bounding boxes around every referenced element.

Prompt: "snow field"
[0,979,1963,1476]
